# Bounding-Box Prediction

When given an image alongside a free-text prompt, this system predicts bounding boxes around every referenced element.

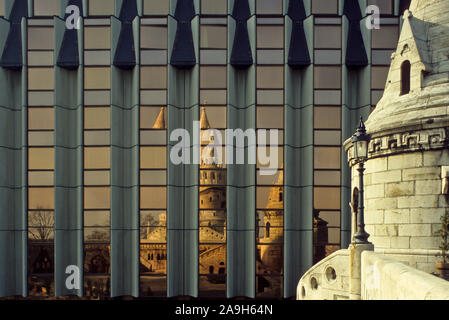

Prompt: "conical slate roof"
[365,0,449,136]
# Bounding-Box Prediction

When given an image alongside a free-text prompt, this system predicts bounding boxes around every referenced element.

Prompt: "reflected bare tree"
[29,207,54,240]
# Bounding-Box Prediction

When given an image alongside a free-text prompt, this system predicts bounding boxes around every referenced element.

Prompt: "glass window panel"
[84,211,110,227]
[143,0,169,15]
[89,0,114,15]
[84,50,111,66]
[199,275,226,298]
[141,26,168,49]
[84,131,110,145]
[314,170,341,186]
[139,245,166,276]
[200,90,226,105]
[257,107,283,128]
[141,211,167,227]
[141,50,167,65]
[199,226,226,243]
[140,276,167,297]
[28,228,54,242]
[141,66,167,89]
[29,188,54,209]
[317,211,340,227]
[28,210,54,228]
[257,170,283,185]
[84,187,110,209]
[314,90,341,105]
[200,26,227,49]
[84,227,110,241]
[28,51,54,66]
[29,108,54,130]
[201,0,227,14]
[312,0,338,14]
[84,67,111,89]
[140,187,167,209]
[314,187,341,210]
[314,147,341,169]
[84,171,110,185]
[371,90,383,105]
[29,171,54,186]
[371,66,389,90]
[314,50,341,65]
[0,0,4,16]
[84,27,111,49]
[314,130,341,145]
[140,170,166,185]
[28,92,54,106]
[84,147,110,169]
[257,227,283,243]
[85,107,110,129]
[367,0,393,14]
[314,26,341,49]
[140,147,167,169]
[140,107,167,129]
[256,0,282,14]
[372,49,394,65]
[256,276,282,297]
[34,0,59,15]
[141,90,167,105]
[200,49,227,65]
[29,68,54,90]
[200,66,227,89]
[257,26,283,48]
[257,66,284,89]
[257,210,283,228]
[256,245,283,273]
[328,227,341,244]
[199,245,226,272]
[257,50,284,65]
[85,91,110,105]
[314,66,341,89]
[257,186,284,209]
[314,107,341,129]
[257,90,283,105]
[28,27,54,50]
[28,132,54,146]
[140,130,167,145]
[199,210,226,227]
[372,26,399,48]
[201,107,226,128]
[29,148,54,170]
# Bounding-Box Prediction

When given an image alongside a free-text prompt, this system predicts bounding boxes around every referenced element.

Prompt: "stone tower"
[344,0,449,273]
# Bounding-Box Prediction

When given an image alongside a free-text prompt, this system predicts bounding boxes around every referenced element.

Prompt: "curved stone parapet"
[297,249,350,300]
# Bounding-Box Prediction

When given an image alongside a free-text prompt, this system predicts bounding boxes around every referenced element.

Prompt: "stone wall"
[361,251,449,300]
[351,150,448,272]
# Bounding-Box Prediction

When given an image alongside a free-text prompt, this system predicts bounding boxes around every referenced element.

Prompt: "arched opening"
[209,266,214,274]
[401,60,411,95]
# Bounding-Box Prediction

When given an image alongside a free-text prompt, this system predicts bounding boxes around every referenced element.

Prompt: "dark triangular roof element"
[0,0,28,70]
[170,0,196,69]
[343,0,368,68]
[57,29,79,69]
[230,0,253,69]
[113,0,138,69]
[287,0,310,68]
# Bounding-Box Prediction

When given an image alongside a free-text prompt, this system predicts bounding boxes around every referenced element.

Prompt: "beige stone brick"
[384,209,410,224]
[423,150,449,166]
[365,158,388,173]
[366,197,397,210]
[398,224,431,237]
[402,167,441,181]
[415,179,441,195]
[397,195,438,208]
[365,184,385,199]
[410,236,439,249]
[385,181,414,197]
[416,262,436,273]
[365,210,384,225]
[371,170,402,184]
[432,223,443,236]
[374,225,398,236]
[388,153,423,170]
[410,208,445,224]
[390,236,410,249]
[366,225,374,235]
[370,236,391,248]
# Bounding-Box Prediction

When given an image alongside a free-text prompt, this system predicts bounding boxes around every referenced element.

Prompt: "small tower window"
[401,60,411,95]
[265,222,271,238]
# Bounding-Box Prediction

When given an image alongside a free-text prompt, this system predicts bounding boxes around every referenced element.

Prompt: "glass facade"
[0,0,405,299]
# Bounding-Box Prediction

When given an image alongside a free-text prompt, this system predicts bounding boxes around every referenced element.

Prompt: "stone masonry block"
[385,181,414,197]
[388,153,423,170]
[398,224,431,237]
[402,167,441,181]
[410,208,445,224]
[365,210,384,225]
[384,209,410,224]
[410,236,439,249]
[397,195,438,208]
[365,158,388,174]
[365,184,385,199]
[371,170,402,184]
[370,236,391,248]
[390,236,410,249]
[366,197,397,210]
[423,150,449,166]
[415,179,441,195]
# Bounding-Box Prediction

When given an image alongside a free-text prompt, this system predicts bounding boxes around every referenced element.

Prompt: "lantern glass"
[354,140,368,160]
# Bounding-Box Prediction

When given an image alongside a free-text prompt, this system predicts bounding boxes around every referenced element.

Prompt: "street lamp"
[351,117,371,244]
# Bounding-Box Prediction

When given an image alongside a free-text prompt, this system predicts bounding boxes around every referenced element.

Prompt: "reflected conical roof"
[152,107,166,129]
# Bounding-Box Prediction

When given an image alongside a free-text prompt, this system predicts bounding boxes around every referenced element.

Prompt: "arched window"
[265,222,271,238]
[401,60,411,95]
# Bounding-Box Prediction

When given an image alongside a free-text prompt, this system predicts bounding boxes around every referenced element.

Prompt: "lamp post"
[351,117,371,244]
